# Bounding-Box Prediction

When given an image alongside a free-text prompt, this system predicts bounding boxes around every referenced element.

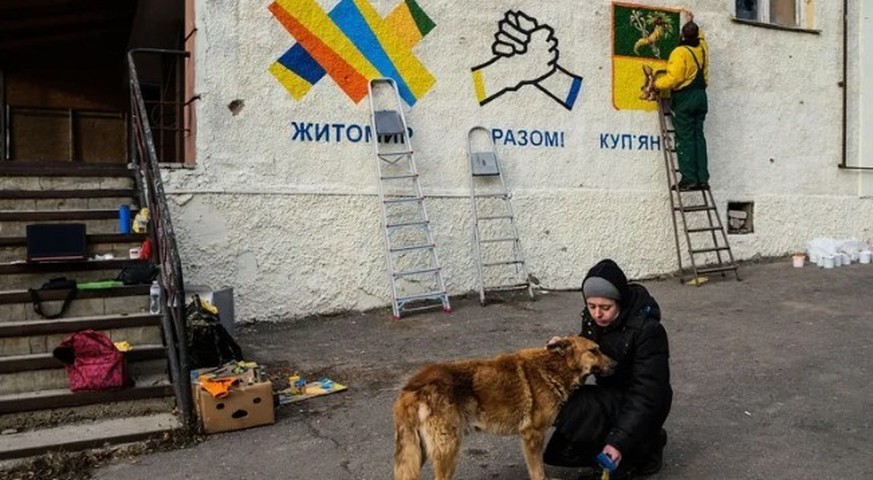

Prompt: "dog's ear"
[547,338,571,356]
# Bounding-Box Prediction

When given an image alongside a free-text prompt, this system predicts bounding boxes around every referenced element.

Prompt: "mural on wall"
[471,11,583,110]
[269,0,436,106]
[612,3,680,111]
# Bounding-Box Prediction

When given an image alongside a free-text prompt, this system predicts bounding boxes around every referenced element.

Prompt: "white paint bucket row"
[804,250,873,268]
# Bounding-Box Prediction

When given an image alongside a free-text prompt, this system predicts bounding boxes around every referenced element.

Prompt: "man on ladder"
[647,10,709,191]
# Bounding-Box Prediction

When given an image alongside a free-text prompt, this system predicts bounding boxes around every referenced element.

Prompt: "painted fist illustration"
[472,10,583,110]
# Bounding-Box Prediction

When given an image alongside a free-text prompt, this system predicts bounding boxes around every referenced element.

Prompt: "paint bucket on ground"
[792,253,805,268]
[833,254,842,267]
[859,251,872,264]
[823,255,835,269]
[842,253,851,265]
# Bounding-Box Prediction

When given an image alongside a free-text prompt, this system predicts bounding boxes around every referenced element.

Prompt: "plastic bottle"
[119,205,132,234]
[149,280,161,314]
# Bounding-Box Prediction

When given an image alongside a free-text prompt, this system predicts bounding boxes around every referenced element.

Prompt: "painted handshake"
[472,10,583,110]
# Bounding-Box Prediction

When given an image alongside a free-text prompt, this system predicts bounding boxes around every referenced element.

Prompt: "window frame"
[733,0,818,33]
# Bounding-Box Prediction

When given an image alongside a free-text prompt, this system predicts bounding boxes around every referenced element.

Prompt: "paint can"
[859,251,872,264]
[841,253,851,265]
[833,254,842,267]
[823,255,835,269]
[129,247,142,259]
[792,254,805,268]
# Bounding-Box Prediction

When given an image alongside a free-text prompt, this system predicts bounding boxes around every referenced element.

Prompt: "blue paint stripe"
[565,76,583,108]
[278,44,326,85]
[330,0,417,105]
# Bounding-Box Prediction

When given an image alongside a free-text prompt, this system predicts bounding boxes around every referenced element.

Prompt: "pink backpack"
[53,330,133,392]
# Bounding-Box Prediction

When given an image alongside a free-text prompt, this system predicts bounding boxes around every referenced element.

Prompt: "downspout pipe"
[839,0,873,170]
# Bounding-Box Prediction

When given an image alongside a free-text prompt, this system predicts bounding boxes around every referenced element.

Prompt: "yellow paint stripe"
[269,62,312,100]
[351,0,434,99]
[275,0,380,80]
[384,3,423,48]
[472,69,486,103]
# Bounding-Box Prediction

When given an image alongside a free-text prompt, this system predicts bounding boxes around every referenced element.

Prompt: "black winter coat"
[577,283,673,454]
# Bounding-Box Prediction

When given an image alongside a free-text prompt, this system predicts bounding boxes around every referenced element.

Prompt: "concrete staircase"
[0,163,180,461]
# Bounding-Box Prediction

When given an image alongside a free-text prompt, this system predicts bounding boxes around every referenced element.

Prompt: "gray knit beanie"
[582,276,622,301]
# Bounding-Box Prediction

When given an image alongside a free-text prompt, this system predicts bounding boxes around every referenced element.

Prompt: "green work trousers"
[671,88,709,184]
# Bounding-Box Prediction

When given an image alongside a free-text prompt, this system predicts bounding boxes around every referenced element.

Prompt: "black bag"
[117,263,159,285]
[185,294,243,370]
[29,277,78,319]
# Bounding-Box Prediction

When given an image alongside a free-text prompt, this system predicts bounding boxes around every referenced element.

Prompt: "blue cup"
[119,205,131,234]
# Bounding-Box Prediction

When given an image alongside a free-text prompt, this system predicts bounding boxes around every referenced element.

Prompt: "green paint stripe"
[405,0,436,36]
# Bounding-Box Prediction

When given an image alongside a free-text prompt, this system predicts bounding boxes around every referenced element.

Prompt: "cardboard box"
[194,380,275,434]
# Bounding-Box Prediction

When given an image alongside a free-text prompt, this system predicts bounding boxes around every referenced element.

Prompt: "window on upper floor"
[735,0,815,30]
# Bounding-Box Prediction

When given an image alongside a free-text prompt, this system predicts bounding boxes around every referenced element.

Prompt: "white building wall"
[164,1,873,322]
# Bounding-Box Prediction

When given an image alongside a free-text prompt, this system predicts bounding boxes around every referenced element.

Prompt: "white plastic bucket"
[823,255,835,269]
[859,251,872,264]
[833,254,842,267]
[792,254,805,268]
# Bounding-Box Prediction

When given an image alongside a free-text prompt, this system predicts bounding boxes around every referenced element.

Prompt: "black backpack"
[185,294,243,370]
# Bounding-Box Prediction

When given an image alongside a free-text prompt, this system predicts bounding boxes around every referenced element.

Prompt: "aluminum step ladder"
[367,78,450,318]
[468,126,535,305]
[656,96,740,285]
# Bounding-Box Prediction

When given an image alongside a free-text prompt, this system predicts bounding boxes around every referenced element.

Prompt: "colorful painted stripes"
[269,0,436,105]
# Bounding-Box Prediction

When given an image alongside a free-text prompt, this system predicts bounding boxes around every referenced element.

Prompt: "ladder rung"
[387,220,428,228]
[484,283,531,292]
[695,265,738,274]
[397,291,448,303]
[482,260,524,267]
[478,215,513,221]
[675,205,714,212]
[378,150,413,157]
[383,197,422,204]
[381,174,417,180]
[690,246,731,254]
[394,267,441,277]
[475,193,508,199]
[479,237,518,244]
[687,227,721,233]
[390,243,435,252]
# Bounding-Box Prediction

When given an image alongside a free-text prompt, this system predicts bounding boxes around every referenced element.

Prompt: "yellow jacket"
[654,31,708,91]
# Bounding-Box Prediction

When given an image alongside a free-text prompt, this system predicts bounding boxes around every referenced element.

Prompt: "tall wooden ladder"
[367,78,450,319]
[657,97,740,285]
[467,127,534,306]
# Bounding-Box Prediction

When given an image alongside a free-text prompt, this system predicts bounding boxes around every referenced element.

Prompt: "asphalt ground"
[92,261,873,480]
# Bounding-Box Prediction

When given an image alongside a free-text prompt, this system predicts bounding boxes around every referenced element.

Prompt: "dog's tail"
[393,390,425,480]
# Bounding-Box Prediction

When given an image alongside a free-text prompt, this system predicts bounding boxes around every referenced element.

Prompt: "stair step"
[389,243,434,253]
[0,258,147,275]
[0,163,133,178]
[0,312,159,338]
[0,412,180,461]
[0,209,118,222]
[0,285,149,305]
[0,189,135,200]
[0,233,146,249]
[0,382,174,415]
[0,345,165,374]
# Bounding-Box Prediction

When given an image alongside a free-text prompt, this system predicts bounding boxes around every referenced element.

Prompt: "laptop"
[26,223,88,262]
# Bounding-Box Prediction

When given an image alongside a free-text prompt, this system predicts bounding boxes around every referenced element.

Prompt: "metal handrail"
[127,48,193,428]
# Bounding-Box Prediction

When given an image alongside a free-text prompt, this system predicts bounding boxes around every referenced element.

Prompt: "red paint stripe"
[269,2,369,102]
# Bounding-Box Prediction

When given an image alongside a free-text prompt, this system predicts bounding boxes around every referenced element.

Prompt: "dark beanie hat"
[582,259,630,304]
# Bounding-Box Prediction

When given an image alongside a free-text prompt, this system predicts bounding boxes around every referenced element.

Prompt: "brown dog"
[393,336,615,480]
